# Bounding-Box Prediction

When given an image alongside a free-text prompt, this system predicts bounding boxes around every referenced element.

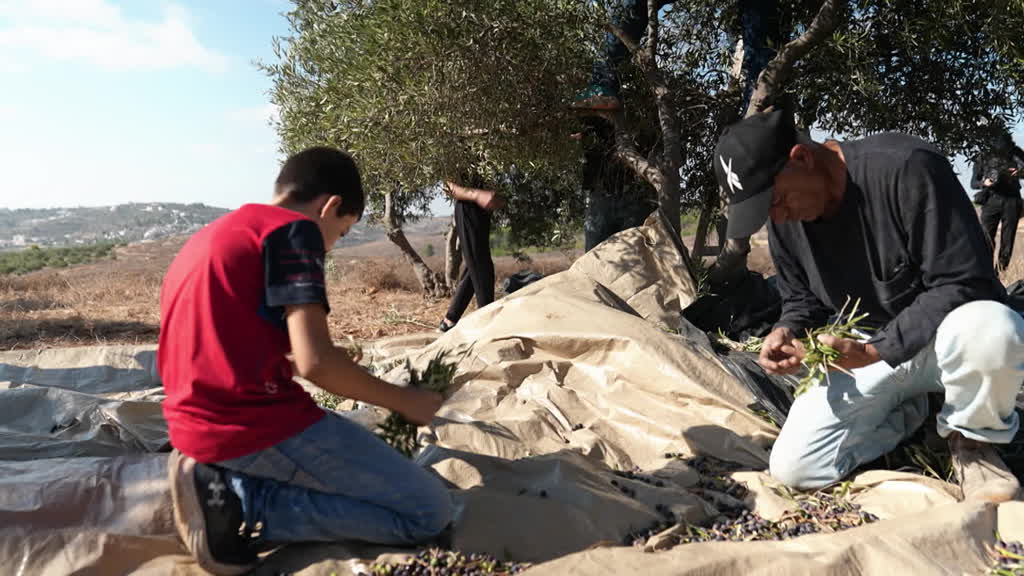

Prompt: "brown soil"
[5,222,1017,351]
[0,235,575,350]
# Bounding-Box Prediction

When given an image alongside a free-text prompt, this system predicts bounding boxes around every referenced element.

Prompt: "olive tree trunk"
[383,189,448,298]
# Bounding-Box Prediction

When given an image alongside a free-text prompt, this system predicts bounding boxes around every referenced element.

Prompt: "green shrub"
[0,242,118,276]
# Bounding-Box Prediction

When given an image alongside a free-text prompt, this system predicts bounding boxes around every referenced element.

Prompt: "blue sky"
[0,0,1016,213]
[0,0,304,210]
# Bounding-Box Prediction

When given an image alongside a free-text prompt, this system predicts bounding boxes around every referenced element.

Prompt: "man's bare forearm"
[444,181,479,203]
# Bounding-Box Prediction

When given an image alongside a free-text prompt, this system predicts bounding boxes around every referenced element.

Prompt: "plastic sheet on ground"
[1,211,1020,575]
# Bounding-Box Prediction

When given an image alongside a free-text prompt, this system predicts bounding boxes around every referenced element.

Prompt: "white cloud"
[0,0,227,72]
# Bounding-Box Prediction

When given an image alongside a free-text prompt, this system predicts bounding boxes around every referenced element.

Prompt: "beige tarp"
[0,211,1016,575]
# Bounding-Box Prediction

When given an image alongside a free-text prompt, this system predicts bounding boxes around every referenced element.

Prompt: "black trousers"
[980,192,1023,270]
[445,201,494,323]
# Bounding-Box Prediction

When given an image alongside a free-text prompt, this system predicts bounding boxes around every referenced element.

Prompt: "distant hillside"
[0,203,451,250]
[0,203,228,249]
[335,215,451,248]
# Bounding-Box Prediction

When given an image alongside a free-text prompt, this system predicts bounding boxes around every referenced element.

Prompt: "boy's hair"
[275,147,365,219]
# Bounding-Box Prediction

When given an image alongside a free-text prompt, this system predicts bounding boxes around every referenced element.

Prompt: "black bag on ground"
[683,271,782,341]
[502,271,544,295]
[1005,280,1024,315]
[677,316,796,429]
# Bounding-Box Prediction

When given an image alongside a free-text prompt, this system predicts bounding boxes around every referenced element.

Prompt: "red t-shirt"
[158,204,328,463]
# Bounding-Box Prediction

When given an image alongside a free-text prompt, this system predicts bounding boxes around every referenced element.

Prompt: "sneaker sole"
[169,451,254,576]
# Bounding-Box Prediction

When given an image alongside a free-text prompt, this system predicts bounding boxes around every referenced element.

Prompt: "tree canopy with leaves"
[266,0,1024,291]
[263,0,600,240]
[791,0,1024,155]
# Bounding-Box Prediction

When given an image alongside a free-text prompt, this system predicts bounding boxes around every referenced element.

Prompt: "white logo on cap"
[720,155,743,196]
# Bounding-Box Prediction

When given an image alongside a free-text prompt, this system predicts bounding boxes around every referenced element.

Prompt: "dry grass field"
[2,222,1019,351]
[0,234,575,350]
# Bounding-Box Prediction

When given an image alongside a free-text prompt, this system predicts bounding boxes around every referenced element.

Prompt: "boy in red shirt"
[159,147,452,574]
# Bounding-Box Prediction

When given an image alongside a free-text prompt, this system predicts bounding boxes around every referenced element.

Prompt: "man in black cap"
[715,109,1024,501]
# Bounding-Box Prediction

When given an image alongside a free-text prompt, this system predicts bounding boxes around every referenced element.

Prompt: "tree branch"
[644,0,658,69]
[383,188,448,297]
[606,24,639,54]
[600,110,666,190]
[600,1,682,231]
[383,187,396,228]
[745,0,842,117]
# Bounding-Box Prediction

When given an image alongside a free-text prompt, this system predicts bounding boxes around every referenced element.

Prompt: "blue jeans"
[590,0,674,93]
[590,0,778,109]
[770,301,1024,489]
[216,411,454,545]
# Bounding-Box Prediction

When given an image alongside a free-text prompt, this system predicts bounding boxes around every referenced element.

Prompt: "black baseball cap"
[714,109,811,238]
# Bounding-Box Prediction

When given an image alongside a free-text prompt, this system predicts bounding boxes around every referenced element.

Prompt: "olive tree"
[263,0,600,296]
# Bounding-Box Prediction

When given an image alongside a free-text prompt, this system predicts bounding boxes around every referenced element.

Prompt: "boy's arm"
[262,219,441,425]
[286,304,442,425]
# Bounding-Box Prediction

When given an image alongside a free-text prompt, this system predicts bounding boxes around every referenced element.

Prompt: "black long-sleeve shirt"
[769,133,1006,367]
[970,144,1024,195]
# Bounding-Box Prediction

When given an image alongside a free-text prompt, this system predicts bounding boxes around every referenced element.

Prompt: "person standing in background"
[972,128,1024,272]
[439,181,506,332]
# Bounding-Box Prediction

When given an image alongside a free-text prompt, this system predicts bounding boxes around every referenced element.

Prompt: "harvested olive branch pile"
[367,549,528,576]
[991,539,1024,575]
[691,256,714,299]
[750,407,778,427]
[383,305,436,330]
[627,455,877,548]
[313,389,350,412]
[376,352,457,458]
[793,296,871,397]
[709,329,763,354]
[742,336,764,353]
[311,338,372,411]
[345,335,364,363]
[902,442,954,482]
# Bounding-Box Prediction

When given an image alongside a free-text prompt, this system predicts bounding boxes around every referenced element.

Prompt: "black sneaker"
[168,450,257,575]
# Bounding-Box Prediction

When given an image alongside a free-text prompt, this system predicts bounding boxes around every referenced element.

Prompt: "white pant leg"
[770,356,939,489]
[935,300,1024,443]
[771,299,1024,489]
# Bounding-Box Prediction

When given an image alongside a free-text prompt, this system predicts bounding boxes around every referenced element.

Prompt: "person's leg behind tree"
[738,0,781,109]
[461,202,495,310]
[442,269,474,332]
[441,202,477,331]
[980,195,1003,264]
[573,0,674,111]
[998,195,1021,271]
[442,201,494,330]
[770,301,1024,502]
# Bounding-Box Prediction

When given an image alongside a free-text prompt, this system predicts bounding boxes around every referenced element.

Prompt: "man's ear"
[789,144,814,171]
[319,195,342,219]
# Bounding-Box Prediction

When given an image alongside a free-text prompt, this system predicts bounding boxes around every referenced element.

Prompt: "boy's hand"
[398,387,444,426]
[758,326,805,375]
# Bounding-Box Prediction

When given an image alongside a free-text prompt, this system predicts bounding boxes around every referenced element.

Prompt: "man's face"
[769,144,830,224]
